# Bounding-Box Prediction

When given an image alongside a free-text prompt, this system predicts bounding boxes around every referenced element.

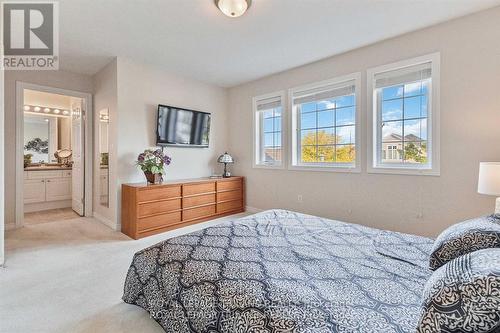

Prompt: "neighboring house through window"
[368,53,440,175]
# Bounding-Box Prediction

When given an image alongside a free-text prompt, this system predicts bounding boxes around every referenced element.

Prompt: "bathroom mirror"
[99,109,109,207]
[24,115,72,165]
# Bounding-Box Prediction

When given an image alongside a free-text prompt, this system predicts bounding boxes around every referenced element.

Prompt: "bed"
[123,209,433,333]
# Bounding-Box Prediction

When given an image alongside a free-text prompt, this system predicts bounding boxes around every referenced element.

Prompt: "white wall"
[116,57,229,184]
[228,7,500,237]
[1,62,5,265]
[3,70,93,227]
[92,57,230,230]
[92,59,118,227]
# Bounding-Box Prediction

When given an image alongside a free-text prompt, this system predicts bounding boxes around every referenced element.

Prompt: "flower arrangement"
[136,149,172,184]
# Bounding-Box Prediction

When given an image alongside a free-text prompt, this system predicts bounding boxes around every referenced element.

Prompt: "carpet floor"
[0,212,249,333]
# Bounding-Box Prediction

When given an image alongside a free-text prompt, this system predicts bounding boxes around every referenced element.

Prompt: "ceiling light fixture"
[215,0,251,18]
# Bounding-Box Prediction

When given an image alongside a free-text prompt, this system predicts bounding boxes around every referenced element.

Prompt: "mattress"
[123,209,433,332]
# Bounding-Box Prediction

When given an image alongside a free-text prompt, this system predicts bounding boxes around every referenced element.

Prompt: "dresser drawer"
[183,182,216,196]
[183,204,216,221]
[137,211,182,232]
[217,189,242,202]
[138,198,181,217]
[217,200,242,213]
[217,179,242,192]
[137,186,181,203]
[183,193,216,208]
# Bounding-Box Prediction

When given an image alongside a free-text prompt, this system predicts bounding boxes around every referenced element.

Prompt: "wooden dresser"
[121,176,245,239]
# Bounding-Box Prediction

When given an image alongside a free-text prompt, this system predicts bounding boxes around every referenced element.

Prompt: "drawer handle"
[46,180,51,182]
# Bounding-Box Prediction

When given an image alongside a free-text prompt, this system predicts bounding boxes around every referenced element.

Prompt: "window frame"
[252,91,286,169]
[367,53,440,176]
[288,73,362,173]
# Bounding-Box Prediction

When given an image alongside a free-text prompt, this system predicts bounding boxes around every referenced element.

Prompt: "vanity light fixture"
[214,0,251,18]
[24,104,71,117]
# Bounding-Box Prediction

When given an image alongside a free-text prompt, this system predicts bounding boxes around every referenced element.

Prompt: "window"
[253,92,284,168]
[368,53,440,175]
[290,74,360,171]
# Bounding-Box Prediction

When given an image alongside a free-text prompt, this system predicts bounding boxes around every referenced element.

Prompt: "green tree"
[301,130,355,163]
[404,142,427,163]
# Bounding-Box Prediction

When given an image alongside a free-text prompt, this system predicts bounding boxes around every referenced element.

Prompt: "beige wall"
[228,7,500,237]
[3,70,93,227]
[1,61,4,264]
[92,59,118,227]
[111,57,229,229]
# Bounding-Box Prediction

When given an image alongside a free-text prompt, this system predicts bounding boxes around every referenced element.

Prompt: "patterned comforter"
[123,210,433,333]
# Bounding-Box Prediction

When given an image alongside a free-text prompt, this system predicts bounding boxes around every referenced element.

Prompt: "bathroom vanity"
[24,166,72,213]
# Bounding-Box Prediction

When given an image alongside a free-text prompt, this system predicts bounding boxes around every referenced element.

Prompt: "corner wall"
[92,57,230,230]
[227,7,500,237]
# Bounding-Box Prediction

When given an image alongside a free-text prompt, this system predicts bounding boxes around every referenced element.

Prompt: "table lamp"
[218,152,234,178]
[478,162,500,215]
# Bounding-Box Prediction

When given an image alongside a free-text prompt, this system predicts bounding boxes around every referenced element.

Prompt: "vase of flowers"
[136,149,172,184]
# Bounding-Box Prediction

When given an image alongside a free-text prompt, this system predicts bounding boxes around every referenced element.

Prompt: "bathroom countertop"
[24,166,72,171]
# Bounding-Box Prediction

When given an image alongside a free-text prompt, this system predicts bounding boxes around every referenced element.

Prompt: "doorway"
[15,82,93,227]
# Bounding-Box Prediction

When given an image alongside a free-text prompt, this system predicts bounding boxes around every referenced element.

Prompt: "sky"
[262,80,429,147]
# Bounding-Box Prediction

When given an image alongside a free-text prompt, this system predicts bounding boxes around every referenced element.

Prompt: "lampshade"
[478,162,500,195]
[218,152,234,164]
[215,0,251,18]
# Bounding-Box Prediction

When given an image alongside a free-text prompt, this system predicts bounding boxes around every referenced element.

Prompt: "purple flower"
[163,155,171,166]
[137,153,145,162]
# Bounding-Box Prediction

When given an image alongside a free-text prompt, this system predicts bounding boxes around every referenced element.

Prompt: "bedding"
[123,209,434,333]
[429,214,500,270]
[417,248,500,333]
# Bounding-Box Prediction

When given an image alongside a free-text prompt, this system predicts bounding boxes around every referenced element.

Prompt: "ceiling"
[58,0,500,87]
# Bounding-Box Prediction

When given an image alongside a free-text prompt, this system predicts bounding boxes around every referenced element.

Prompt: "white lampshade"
[478,162,500,195]
[215,0,250,18]
[217,152,234,164]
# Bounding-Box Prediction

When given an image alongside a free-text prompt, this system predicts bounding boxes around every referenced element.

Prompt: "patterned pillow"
[429,215,500,270]
[417,248,500,333]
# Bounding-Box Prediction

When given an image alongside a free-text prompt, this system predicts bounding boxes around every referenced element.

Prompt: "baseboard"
[245,206,263,214]
[93,212,119,231]
[24,200,71,213]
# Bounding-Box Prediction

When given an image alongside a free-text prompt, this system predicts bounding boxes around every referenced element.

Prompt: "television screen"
[156,105,211,147]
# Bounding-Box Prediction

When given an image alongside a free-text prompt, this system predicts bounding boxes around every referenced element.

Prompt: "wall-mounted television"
[156,104,211,147]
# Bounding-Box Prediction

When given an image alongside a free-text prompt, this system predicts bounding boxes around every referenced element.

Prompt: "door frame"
[15,81,93,227]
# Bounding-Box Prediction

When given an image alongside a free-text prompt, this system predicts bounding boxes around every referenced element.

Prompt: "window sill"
[367,165,440,176]
[288,164,360,173]
[253,163,285,170]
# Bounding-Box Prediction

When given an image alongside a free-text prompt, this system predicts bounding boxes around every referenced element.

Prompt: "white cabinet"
[24,179,46,204]
[23,170,72,205]
[46,178,72,201]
